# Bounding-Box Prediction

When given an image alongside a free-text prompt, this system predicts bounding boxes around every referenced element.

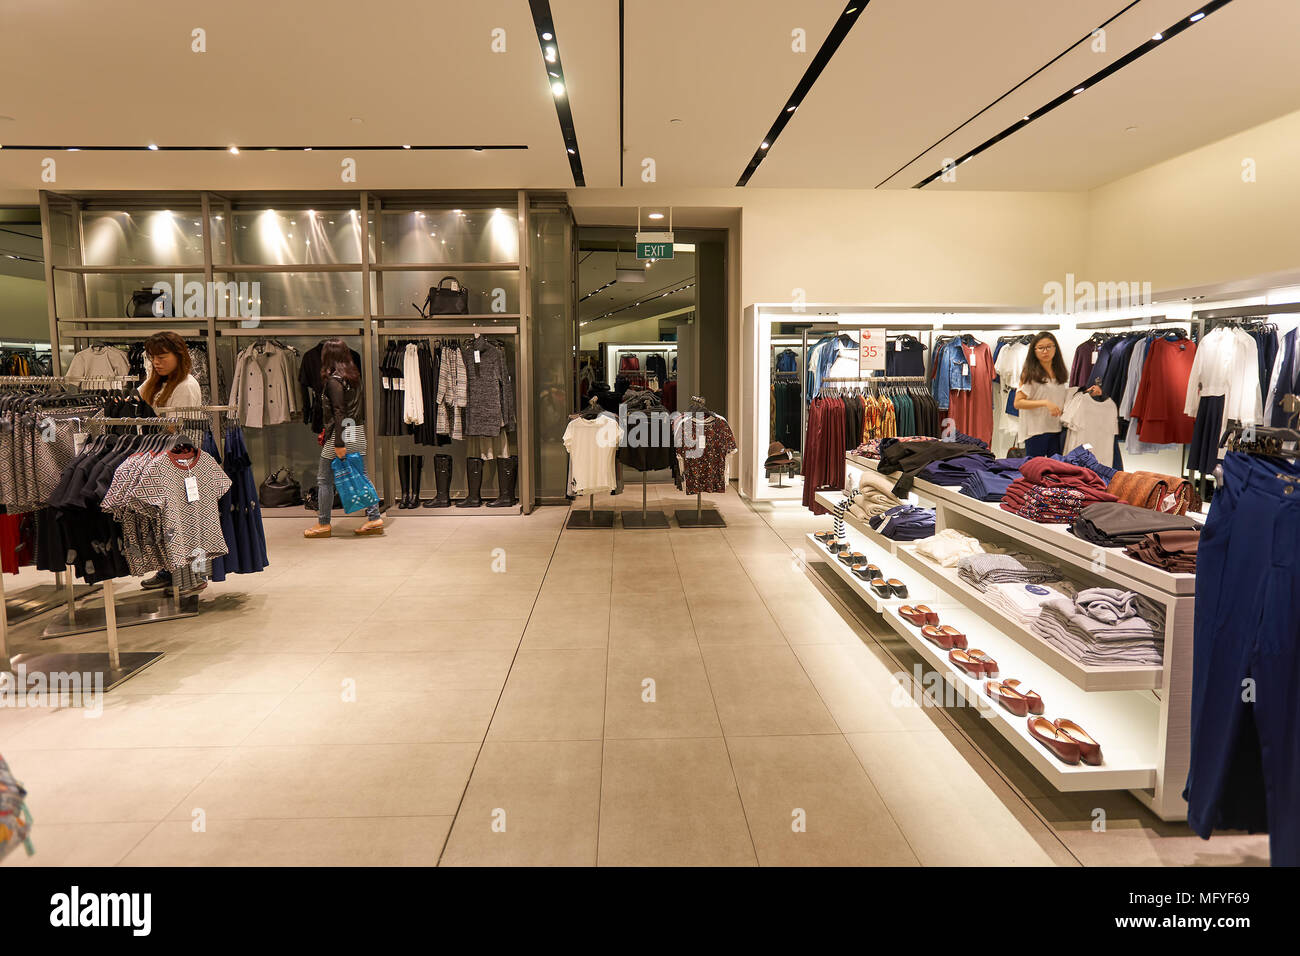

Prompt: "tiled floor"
[0,482,1269,866]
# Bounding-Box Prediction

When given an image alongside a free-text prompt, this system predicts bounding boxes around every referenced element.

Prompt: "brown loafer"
[1027,716,1081,765]
[1054,719,1102,765]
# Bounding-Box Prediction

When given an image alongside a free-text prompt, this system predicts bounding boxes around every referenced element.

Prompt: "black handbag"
[259,468,303,508]
[126,288,170,318]
[415,276,469,316]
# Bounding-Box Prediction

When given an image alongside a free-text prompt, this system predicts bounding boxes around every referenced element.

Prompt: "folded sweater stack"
[1123,529,1200,573]
[984,581,1078,629]
[1000,457,1117,524]
[849,468,902,520]
[913,529,984,568]
[868,504,935,541]
[1069,501,1200,548]
[1031,587,1165,665]
[956,551,1062,593]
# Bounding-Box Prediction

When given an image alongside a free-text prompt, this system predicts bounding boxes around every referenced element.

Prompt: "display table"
[813,453,1196,820]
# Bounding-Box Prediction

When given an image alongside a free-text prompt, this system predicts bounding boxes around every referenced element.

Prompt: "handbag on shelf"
[258,467,303,508]
[126,287,170,318]
[330,452,380,514]
[415,276,469,316]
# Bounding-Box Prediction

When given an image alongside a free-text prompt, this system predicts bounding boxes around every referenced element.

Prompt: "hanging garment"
[403,343,424,426]
[946,339,994,446]
[436,345,468,440]
[676,414,737,495]
[65,345,131,384]
[1129,336,1198,444]
[204,425,269,581]
[801,396,846,512]
[1185,452,1300,866]
[1061,391,1118,459]
[563,415,620,496]
[229,341,301,428]
[1264,327,1300,428]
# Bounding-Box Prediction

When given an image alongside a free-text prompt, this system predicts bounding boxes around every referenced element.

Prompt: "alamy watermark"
[615,406,708,458]
[148,274,262,320]
[0,666,104,717]
[1042,272,1152,314]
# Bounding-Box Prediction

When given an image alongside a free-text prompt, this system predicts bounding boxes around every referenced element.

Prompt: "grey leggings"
[318,451,381,524]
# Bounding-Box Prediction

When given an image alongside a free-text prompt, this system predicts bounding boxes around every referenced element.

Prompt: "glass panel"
[82,271,207,319]
[378,207,519,264]
[81,210,206,266]
[219,272,364,318]
[228,208,364,266]
[530,205,575,500]
[378,270,518,317]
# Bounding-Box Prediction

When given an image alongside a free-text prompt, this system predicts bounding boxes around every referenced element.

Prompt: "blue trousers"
[1185,452,1300,865]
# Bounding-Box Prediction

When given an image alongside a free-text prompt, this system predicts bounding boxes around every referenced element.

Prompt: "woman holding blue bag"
[304,339,385,538]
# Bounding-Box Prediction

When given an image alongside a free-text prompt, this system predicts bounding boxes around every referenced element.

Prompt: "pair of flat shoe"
[1027,717,1103,766]
[949,648,998,678]
[869,578,908,599]
[920,624,967,650]
[984,678,1044,717]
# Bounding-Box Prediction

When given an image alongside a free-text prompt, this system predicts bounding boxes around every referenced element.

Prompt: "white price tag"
[1092,349,1100,362]
[895,339,902,352]
[1083,442,1093,451]
[382,377,390,390]
[184,475,200,503]
[969,353,977,368]
[473,350,481,364]
[961,364,969,376]
[73,432,86,455]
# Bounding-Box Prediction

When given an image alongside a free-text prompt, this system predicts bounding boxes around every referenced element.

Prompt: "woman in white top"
[139,331,202,410]
[138,330,205,593]
[1014,331,1071,458]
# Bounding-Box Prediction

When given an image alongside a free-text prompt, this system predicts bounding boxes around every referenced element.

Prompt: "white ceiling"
[0,0,1295,196]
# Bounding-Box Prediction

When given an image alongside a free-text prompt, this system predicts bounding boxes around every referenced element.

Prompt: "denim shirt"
[931,339,972,408]
[806,335,842,401]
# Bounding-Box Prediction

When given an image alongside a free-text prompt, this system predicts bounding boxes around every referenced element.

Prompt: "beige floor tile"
[110,652,327,696]
[687,595,788,646]
[846,730,1062,866]
[368,591,536,621]
[440,740,602,866]
[297,650,516,694]
[726,735,919,866]
[2,822,156,867]
[5,747,231,823]
[487,648,606,741]
[793,644,939,733]
[520,613,610,649]
[598,737,756,867]
[604,645,722,739]
[336,619,525,653]
[245,689,500,745]
[169,743,479,819]
[700,646,839,736]
[7,693,286,749]
[121,816,453,866]
[608,593,696,647]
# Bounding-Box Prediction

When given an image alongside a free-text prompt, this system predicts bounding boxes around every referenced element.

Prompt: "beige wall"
[1085,108,1300,294]
[0,274,50,341]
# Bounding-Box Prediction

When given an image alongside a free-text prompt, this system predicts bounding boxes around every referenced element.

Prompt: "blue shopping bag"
[330,452,380,514]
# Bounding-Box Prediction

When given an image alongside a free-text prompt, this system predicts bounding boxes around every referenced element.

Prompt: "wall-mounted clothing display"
[884,336,927,377]
[932,335,994,445]
[1128,336,1198,444]
[0,347,52,377]
[229,340,301,428]
[775,348,799,373]
[771,376,801,451]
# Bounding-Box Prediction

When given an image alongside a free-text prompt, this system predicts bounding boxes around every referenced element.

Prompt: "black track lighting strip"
[0,145,525,151]
[875,0,1143,189]
[735,1,871,187]
[913,0,1235,188]
[528,0,585,187]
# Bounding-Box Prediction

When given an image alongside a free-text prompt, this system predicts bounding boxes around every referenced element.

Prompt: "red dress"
[947,342,994,445]
[1131,338,1197,444]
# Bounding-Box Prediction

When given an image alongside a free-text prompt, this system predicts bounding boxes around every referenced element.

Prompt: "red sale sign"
[858,328,888,373]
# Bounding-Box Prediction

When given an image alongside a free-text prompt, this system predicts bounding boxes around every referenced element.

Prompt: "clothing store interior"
[0,0,1298,873]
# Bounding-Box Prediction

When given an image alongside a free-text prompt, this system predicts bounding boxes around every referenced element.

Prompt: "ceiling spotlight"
[551,81,565,96]
[846,6,858,13]
[147,143,158,150]
[1022,115,1030,121]
[542,31,553,40]
[402,144,411,149]
[567,147,575,154]
[548,71,559,78]
[1190,11,1205,21]
[786,105,796,112]
[1073,87,1085,95]
[648,212,664,220]
[229,145,239,154]
[1151,32,1163,40]
[304,147,312,151]
[545,46,557,63]
[760,141,770,150]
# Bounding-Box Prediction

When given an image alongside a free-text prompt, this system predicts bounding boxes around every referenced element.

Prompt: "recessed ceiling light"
[542,31,552,40]
[760,142,770,150]
[545,46,557,63]
[229,145,239,154]
[670,118,683,126]
[402,144,411,149]
[1022,115,1030,121]
[1190,11,1205,21]
[350,117,363,124]
[567,147,575,154]
[649,212,664,220]
[67,147,79,151]
[548,71,559,78]
[786,105,796,112]
[1073,87,1085,94]
[1151,32,1163,40]
[304,147,312,151]
[551,82,565,96]
[147,143,158,150]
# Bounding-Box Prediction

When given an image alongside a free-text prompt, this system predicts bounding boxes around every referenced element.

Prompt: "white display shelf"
[812,490,899,554]
[846,454,1194,597]
[803,533,929,613]
[879,602,1159,791]
[894,545,1165,692]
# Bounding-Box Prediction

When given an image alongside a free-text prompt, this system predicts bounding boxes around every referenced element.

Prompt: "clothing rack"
[39,417,199,665]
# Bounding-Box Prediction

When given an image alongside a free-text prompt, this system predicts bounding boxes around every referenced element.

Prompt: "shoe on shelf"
[1027,716,1082,765]
[984,679,1043,717]
[1054,719,1102,765]
[949,648,998,678]
[838,550,866,566]
[886,578,908,598]
[814,531,837,544]
[921,624,966,650]
[899,604,938,626]
[869,578,893,599]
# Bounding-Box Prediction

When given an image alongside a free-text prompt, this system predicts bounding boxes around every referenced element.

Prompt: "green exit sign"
[635,231,674,260]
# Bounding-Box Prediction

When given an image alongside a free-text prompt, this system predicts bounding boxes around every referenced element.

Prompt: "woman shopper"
[139,331,207,593]
[1014,331,1071,458]
[304,338,384,538]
